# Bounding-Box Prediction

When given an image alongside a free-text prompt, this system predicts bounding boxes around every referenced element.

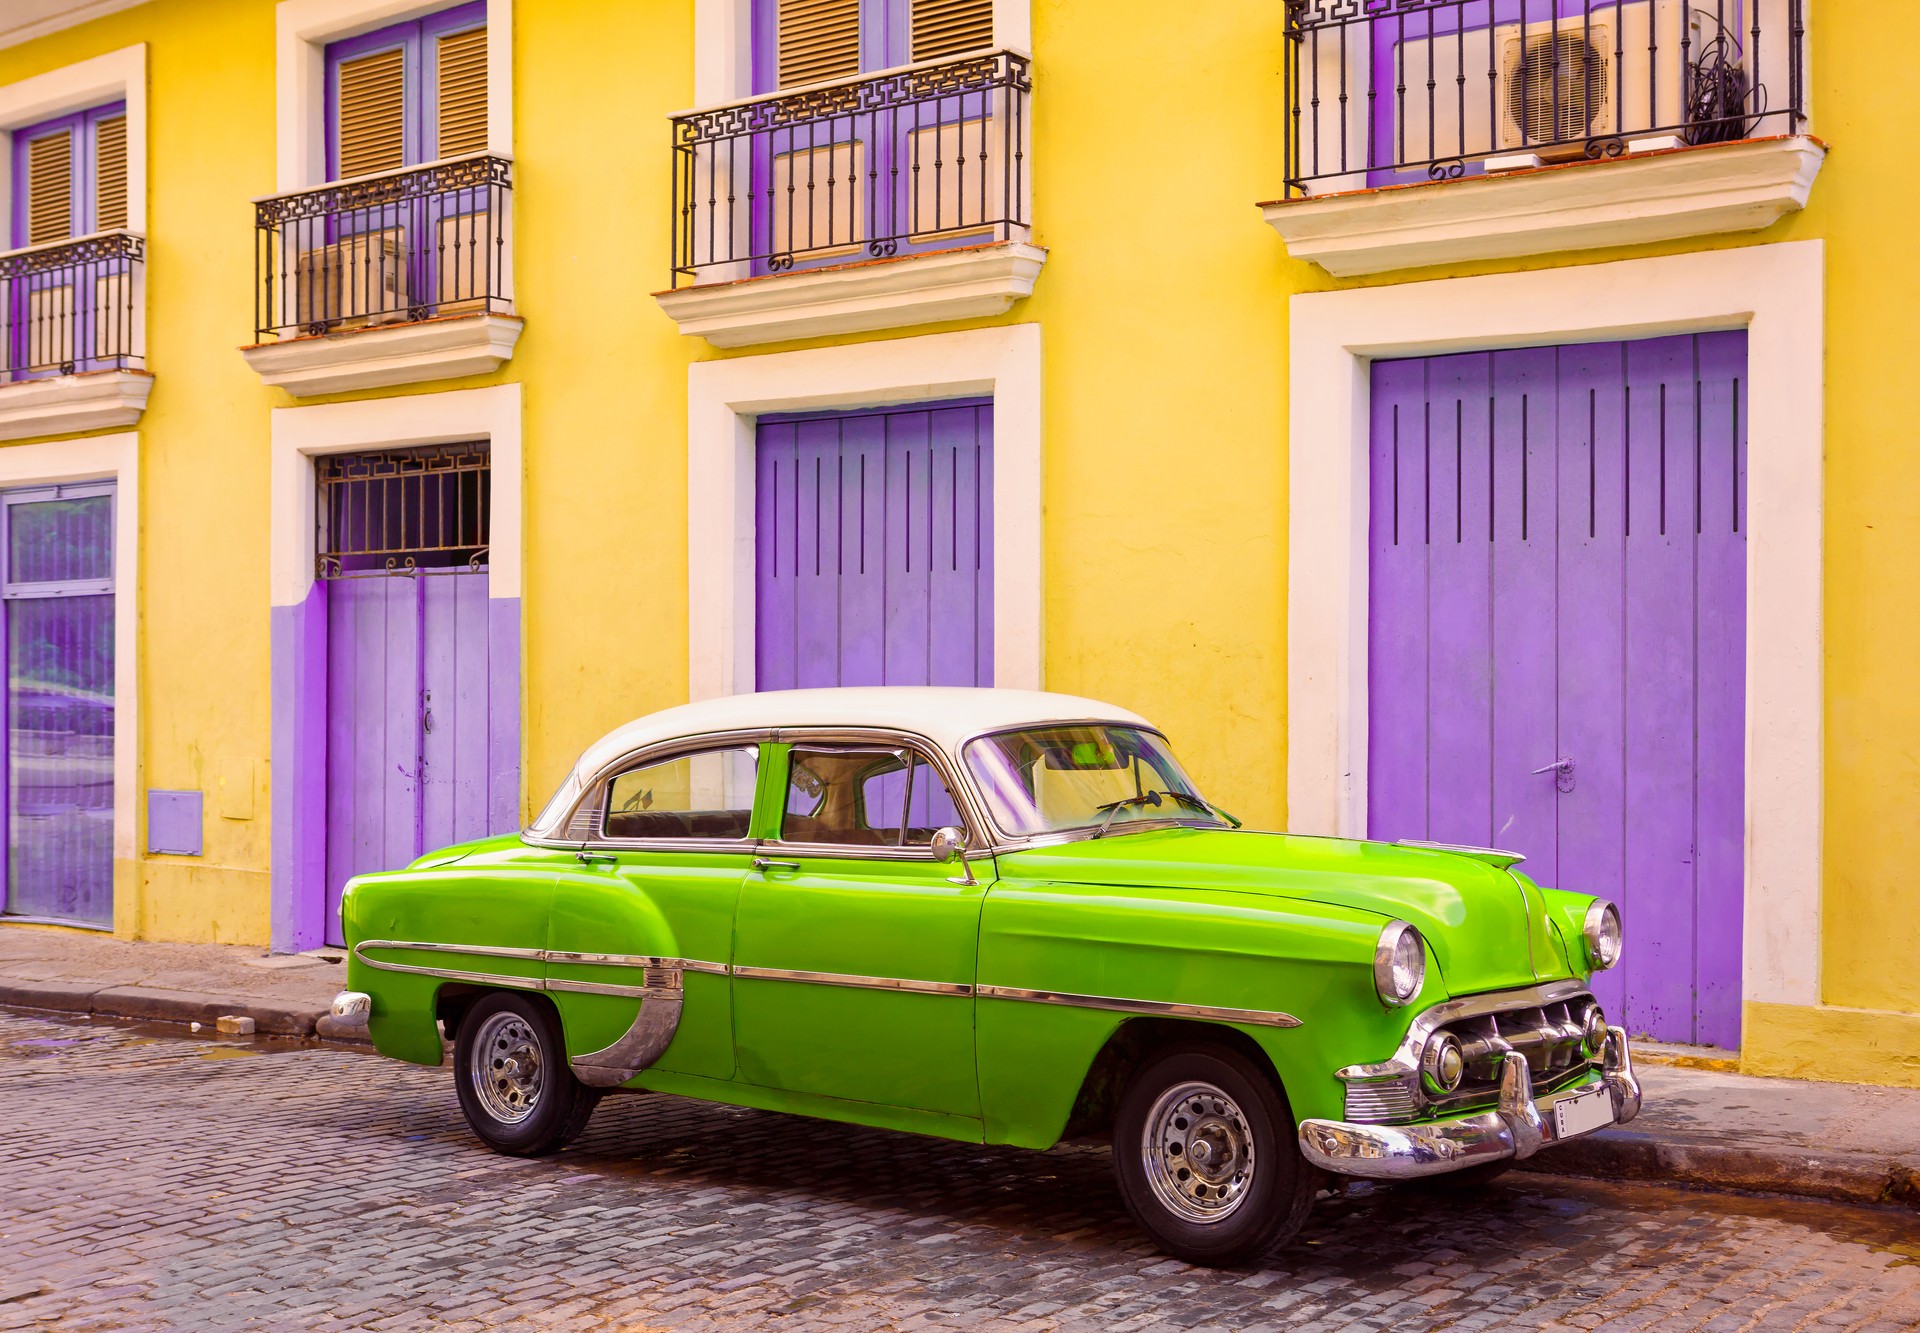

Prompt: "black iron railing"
[670,50,1030,287]
[1281,0,1804,197]
[254,152,512,340]
[0,231,143,379]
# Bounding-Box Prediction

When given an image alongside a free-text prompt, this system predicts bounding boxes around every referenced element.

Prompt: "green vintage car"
[332,686,1638,1265]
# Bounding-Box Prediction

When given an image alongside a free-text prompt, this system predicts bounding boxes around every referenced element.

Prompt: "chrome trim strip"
[977,985,1302,1029]
[354,939,1302,1029]
[731,965,973,997]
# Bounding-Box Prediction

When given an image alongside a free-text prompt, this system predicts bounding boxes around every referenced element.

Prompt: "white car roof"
[570,686,1155,781]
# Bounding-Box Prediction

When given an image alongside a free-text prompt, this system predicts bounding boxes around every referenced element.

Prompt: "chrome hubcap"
[470,1011,544,1124]
[1141,1080,1256,1224]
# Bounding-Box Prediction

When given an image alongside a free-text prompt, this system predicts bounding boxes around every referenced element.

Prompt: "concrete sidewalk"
[2,923,1915,1212]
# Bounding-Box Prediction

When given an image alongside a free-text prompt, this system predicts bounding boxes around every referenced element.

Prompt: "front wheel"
[1112,1042,1318,1267]
[453,992,600,1157]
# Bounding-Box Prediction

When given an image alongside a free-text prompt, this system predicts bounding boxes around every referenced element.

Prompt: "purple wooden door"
[1,486,115,927]
[324,567,495,944]
[756,401,993,690]
[1368,333,1747,1048]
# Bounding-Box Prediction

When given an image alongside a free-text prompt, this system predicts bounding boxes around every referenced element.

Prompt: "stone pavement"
[2,922,1918,1212]
[2,1009,1918,1333]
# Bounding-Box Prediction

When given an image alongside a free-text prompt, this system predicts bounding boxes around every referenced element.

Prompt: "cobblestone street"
[1,1010,1916,1332]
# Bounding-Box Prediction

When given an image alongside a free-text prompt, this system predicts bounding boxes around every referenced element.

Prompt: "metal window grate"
[315,444,489,579]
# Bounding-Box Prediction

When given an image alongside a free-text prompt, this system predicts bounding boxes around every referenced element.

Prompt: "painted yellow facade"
[0,0,1911,1084]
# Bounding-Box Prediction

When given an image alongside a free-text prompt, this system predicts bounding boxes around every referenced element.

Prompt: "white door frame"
[1286,240,1824,1013]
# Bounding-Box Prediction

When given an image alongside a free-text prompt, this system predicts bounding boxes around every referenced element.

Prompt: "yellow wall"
[0,0,1911,1082]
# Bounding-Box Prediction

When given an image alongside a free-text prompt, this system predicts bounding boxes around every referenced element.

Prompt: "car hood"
[993,827,1573,995]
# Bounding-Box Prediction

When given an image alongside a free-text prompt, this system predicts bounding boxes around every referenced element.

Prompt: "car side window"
[602,745,759,841]
[781,746,962,848]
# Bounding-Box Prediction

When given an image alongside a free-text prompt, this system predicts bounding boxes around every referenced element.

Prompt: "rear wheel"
[453,992,599,1157]
[1111,1042,1318,1267]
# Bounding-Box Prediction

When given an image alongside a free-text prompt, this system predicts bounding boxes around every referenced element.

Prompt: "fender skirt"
[568,971,685,1088]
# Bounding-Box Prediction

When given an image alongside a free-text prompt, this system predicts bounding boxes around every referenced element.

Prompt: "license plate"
[1553,1085,1615,1140]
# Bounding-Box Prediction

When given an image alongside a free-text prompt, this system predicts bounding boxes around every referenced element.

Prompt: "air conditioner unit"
[1495,4,1703,152]
[292,230,408,330]
[1392,1,1713,167]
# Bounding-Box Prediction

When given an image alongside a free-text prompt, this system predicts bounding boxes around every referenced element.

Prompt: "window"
[964,726,1227,838]
[756,0,992,92]
[327,1,487,180]
[781,745,962,847]
[11,102,127,246]
[603,745,759,841]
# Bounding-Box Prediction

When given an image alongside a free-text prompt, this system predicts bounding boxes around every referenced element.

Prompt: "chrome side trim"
[731,965,973,997]
[572,991,683,1088]
[352,939,1303,1030]
[978,985,1302,1030]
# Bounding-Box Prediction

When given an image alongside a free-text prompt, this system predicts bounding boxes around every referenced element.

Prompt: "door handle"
[753,858,801,874]
[1531,757,1575,793]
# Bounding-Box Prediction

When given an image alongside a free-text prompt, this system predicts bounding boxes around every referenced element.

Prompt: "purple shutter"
[756,401,992,692]
[1368,334,1746,1048]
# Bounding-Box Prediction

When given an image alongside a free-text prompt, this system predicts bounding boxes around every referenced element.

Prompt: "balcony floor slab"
[1260,136,1827,277]
[0,369,153,441]
[239,312,523,397]
[655,242,1047,348]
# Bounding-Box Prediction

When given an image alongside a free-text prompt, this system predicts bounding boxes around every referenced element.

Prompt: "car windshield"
[963,725,1227,838]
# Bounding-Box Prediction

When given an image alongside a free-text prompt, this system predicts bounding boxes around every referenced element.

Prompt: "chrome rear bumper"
[1298,1026,1640,1180]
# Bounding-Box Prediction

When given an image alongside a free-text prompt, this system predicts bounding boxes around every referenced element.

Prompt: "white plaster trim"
[240,312,522,397]
[0,45,148,237]
[694,0,1032,104]
[657,243,1046,348]
[276,0,512,192]
[1262,137,1825,277]
[0,368,150,440]
[687,323,1041,701]
[0,430,138,905]
[1286,240,1824,1011]
[269,381,522,606]
[0,1,147,52]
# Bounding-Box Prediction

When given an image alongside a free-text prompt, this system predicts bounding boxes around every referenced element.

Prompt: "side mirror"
[929,825,977,885]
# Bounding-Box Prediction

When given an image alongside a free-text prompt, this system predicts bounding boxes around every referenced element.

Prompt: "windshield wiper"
[1092,792,1162,838]
[1161,790,1242,828]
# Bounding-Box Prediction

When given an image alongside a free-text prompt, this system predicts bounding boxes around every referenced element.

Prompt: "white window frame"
[0,45,147,238]
[0,429,138,931]
[687,323,1041,701]
[1286,239,1824,1016]
[276,0,512,191]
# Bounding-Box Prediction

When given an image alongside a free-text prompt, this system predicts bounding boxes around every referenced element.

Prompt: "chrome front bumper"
[1298,1025,1641,1180]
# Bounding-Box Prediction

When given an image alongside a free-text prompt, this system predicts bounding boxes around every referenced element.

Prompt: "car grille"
[1340,990,1600,1125]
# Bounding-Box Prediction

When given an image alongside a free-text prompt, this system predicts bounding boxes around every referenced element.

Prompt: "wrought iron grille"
[670,50,1030,287]
[0,231,143,379]
[315,444,489,579]
[1281,0,1805,198]
[254,153,512,341]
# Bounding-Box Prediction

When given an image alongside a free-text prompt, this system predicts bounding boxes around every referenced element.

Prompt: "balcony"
[240,153,521,397]
[1260,0,1822,275]
[654,50,1044,348]
[0,231,150,441]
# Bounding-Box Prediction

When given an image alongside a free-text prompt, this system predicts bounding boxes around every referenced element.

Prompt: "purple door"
[319,444,504,946]
[1,485,115,927]
[756,401,993,690]
[1368,333,1747,1048]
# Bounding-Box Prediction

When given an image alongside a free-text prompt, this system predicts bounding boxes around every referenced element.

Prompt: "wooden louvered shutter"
[94,114,127,231]
[911,0,992,61]
[337,46,406,178]
[435,25,487,158]
[778,0,860,89]
[25,130,73,245]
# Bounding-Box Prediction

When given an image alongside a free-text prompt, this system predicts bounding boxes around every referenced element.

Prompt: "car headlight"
[1373,920,1425,1008]
[1583,900,1623,972]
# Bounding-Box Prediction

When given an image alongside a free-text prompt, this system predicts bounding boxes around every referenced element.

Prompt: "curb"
[1518,1128,1920,1211]
[0,977,342,1042]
